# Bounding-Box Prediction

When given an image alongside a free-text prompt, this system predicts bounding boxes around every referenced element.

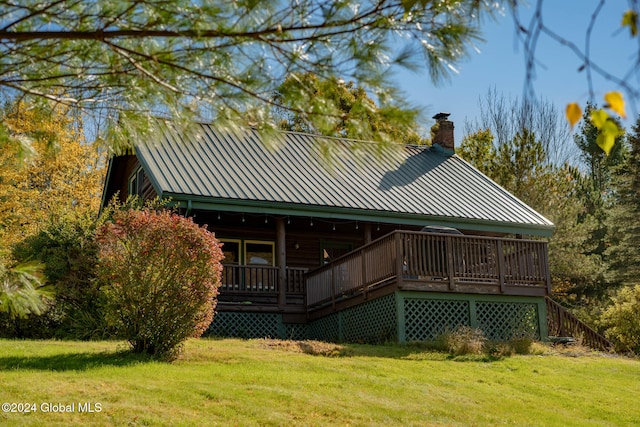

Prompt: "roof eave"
[163,193,555,237]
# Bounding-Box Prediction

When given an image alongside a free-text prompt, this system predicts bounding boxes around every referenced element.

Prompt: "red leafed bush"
[95,208,223,360]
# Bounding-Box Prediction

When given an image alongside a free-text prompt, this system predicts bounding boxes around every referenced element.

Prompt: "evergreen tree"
[0,0,500,146]
[606,117,640,285]
[274,73,428,145]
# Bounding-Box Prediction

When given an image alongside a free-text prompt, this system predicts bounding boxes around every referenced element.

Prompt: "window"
[128,167,145,197]
[244,241,275,266]
[219,239,275,266]
[220,239,241,265]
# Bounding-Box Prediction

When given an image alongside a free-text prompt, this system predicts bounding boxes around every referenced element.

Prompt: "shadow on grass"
[0,350,151,371]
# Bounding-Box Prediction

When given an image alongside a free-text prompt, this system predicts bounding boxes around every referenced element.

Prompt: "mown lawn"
[0,338,638,426]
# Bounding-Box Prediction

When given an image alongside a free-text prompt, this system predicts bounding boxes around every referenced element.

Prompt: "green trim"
[161,194,555,237]
[397,292,546,304]
[469,298,478,329]
[537,299,549,340]
[395,293,406,343]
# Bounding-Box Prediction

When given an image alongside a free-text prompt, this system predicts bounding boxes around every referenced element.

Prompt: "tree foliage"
[0,101,103,322]
[95,208,223,360]
[274,73,428,144]
[459,93,611,312]
[0,261,48,320]
[512,2,636,151]
[0,101,104,255]
[599,285,640,353]
[606,117,640,285]
[0,0,504,145]
[7,212,106,339]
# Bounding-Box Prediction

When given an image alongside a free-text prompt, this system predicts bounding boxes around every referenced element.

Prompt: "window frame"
[243,240,276,266]
[219,238,242,265]
[128,166,145,197]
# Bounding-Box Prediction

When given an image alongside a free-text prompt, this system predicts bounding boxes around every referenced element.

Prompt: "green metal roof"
[133,122,555,236]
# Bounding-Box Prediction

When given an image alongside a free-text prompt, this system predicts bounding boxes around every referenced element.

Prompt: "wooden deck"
[218,230,551,315]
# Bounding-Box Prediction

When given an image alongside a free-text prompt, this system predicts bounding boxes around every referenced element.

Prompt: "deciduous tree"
[0,102,104,254]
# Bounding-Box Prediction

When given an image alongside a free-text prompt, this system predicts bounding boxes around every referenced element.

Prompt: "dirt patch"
[258,339,349,357]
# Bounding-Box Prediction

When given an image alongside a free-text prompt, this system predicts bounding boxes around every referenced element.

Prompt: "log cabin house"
[101,115,557,344]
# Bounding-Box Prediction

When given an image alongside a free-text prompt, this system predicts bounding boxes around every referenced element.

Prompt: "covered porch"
[217,229,551,319]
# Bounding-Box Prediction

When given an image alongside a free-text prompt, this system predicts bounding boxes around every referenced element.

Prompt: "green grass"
[0,338,638,426]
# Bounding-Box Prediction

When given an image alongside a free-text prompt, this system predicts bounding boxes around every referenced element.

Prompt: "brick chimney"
[432,112,454,153]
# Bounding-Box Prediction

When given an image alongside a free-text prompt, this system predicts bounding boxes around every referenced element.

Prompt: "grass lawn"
[0,338,638,426]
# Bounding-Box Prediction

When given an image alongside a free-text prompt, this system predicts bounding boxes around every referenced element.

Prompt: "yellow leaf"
[596,120,621,155]
[565,103,582,128]
[622,10,638,36]
[604,91,626,118]
[590,109,609,129]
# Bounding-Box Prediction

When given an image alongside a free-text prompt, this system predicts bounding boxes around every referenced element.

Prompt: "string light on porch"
[242,213,245,223]
[355,221,358,230]
[332,223,336,231]
[217,212,221,220]
[310,217,313,226]
[265,215,268,224]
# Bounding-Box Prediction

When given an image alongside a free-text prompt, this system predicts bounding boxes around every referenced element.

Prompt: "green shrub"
[600,284,640,354]
[95,208,223,360]
[9,212,105,339]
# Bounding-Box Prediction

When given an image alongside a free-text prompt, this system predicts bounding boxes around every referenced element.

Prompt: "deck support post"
[363,223,372,244]
[276,217,287,308]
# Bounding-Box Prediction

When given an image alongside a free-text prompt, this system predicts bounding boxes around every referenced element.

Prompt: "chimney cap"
[432,112,451,121]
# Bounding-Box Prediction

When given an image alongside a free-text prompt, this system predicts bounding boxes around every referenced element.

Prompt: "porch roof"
[134,122,554,236]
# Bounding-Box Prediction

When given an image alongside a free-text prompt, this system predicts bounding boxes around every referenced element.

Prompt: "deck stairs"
[545,297,613,352]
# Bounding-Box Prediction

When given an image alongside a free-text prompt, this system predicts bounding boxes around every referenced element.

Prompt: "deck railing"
[545,297,613,352]
[400,231,550,291]
[306,231,551,308]
[220,265,307,294]
[306,233,397,307]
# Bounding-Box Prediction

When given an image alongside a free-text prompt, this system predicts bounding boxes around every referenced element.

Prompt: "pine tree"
[606,117,640,285]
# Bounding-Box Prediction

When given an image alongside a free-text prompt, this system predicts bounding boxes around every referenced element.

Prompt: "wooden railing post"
[331,264,337,310]
[395,232,404,289]
[497,240,505,293]
[445,236,455,291]
[276,218,287,307]
[543,242,552,296]
[362,246,368,299]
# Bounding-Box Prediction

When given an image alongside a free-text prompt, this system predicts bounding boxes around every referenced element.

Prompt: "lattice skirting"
[207,312,310,340]
[404,298,470,341]
[400,293,546,342]
[206,293,547,343]
[307,294,397,344]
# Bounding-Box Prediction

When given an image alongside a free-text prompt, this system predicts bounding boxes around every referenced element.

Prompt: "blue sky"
[394,1,638,142]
